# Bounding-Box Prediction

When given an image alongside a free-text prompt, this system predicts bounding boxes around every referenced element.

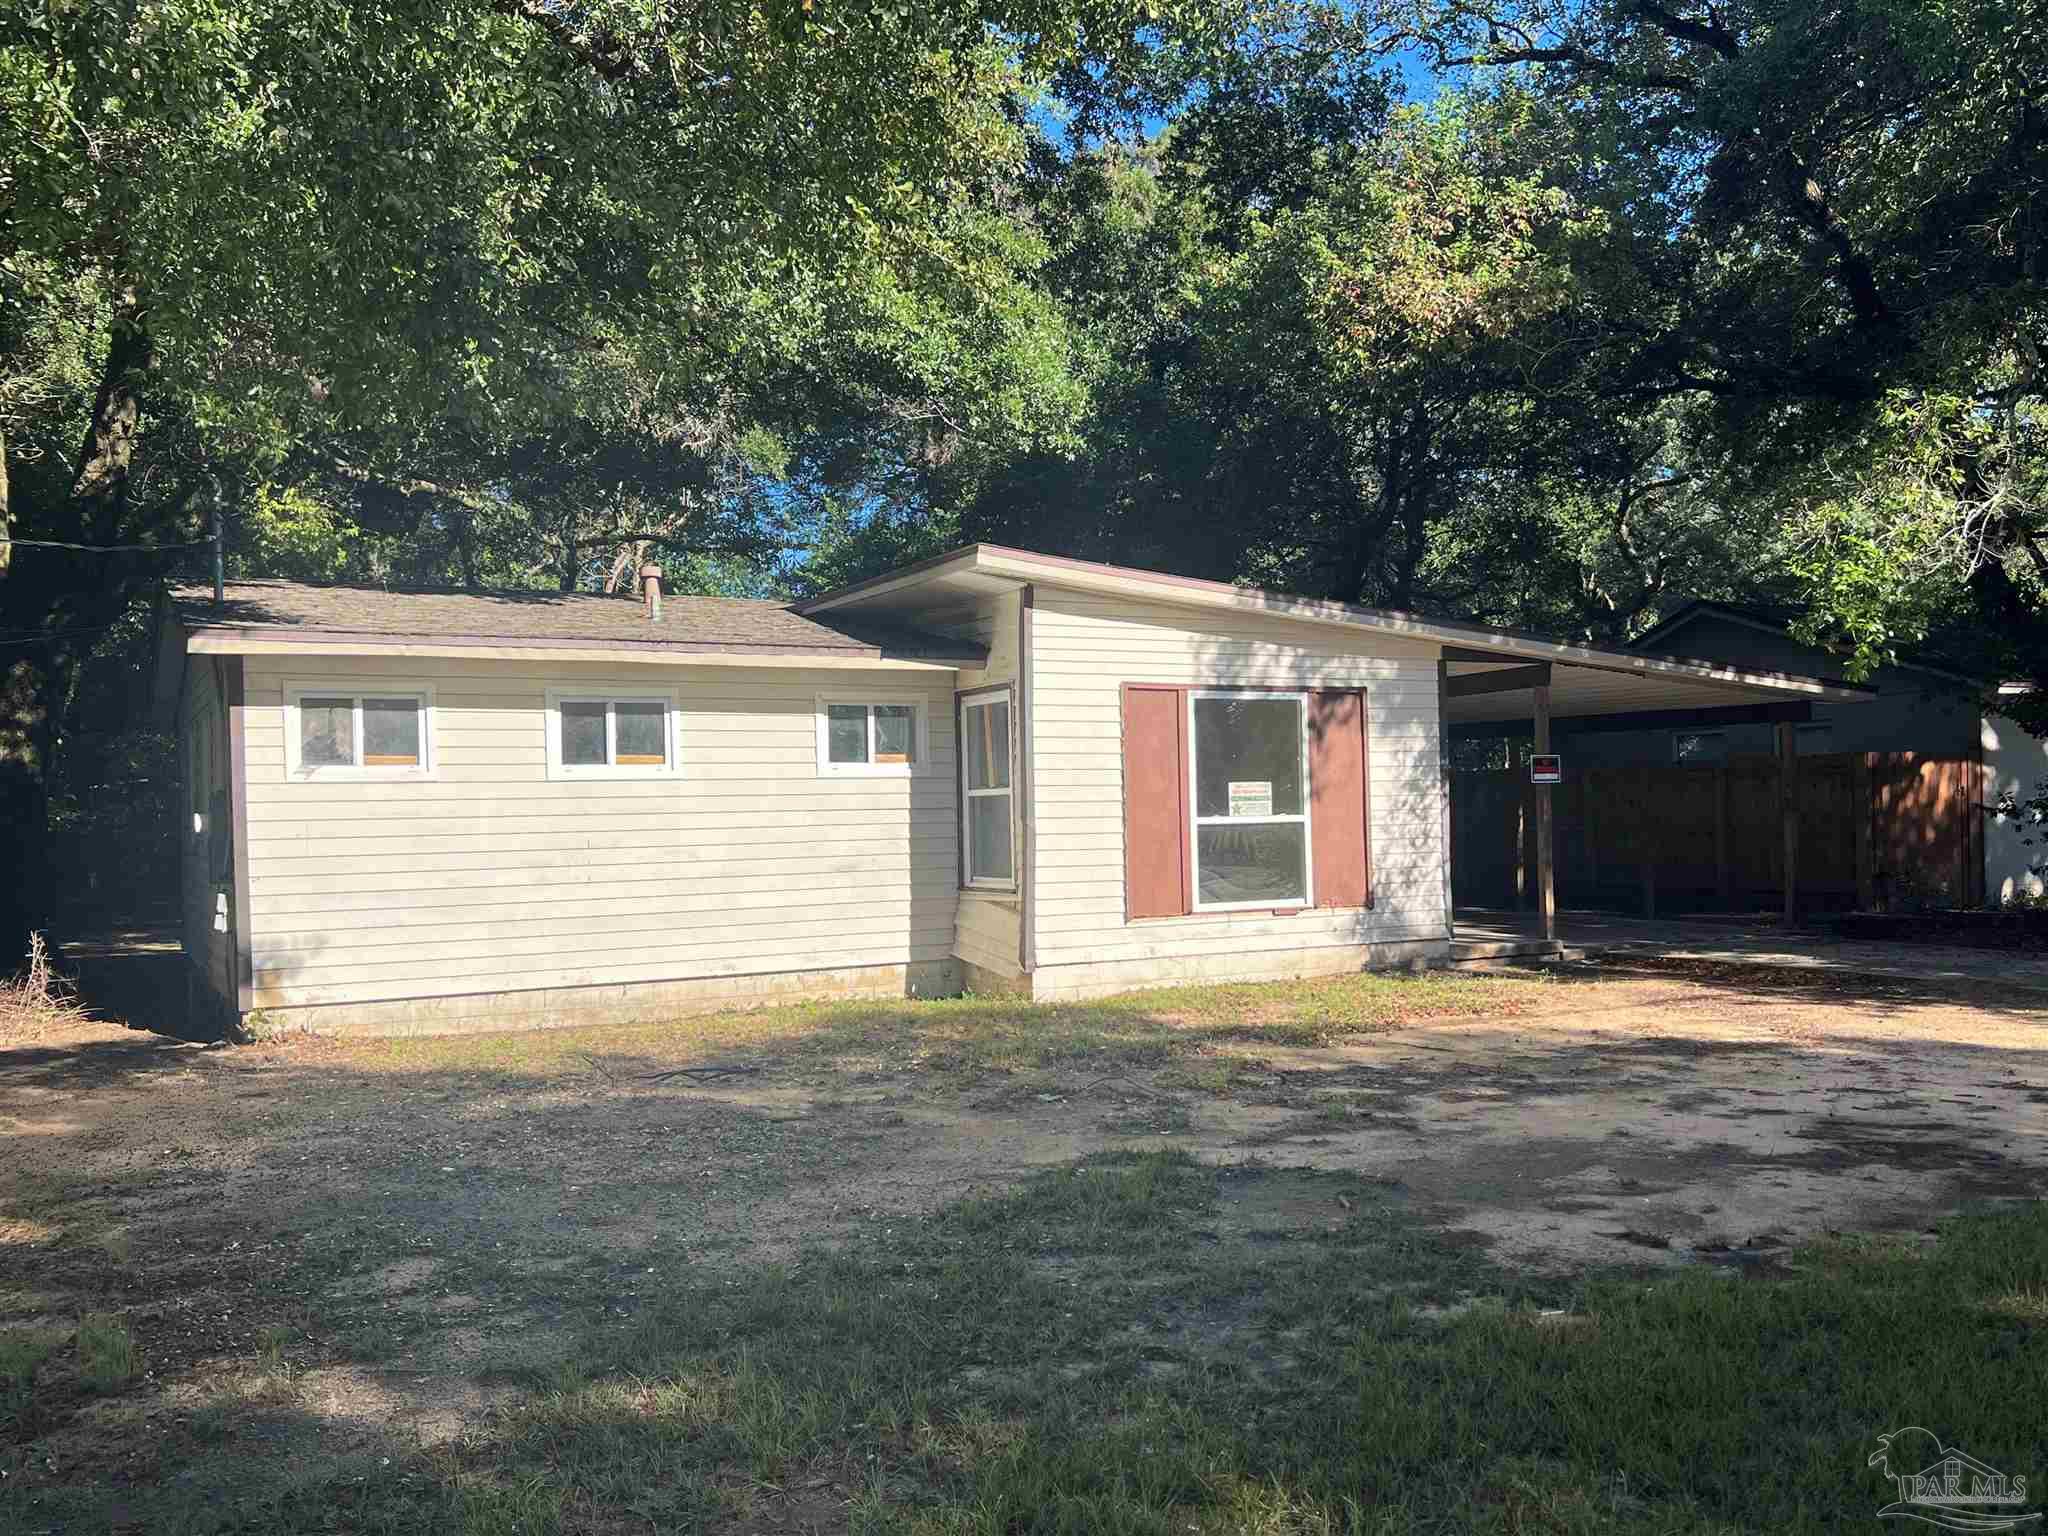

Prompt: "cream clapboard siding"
[239,654,960,1010]
[179,658,235,1008]
[920,589,1023,981]
[1027,589,1448,998]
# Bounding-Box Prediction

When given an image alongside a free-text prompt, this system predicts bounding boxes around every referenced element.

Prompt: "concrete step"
[1446,938,1595,969]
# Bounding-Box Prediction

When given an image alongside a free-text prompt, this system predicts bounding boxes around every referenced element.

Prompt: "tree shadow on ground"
[7,963,2047,1531]
[19,1150,2044,1535]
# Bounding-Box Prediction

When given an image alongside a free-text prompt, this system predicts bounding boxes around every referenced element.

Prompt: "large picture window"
[960,688,1013,888]
[283,683,435,779]
[545,689,679,779]
[816,697,927,777]
[1122,683,1367,920]
[1189,691,1311,909]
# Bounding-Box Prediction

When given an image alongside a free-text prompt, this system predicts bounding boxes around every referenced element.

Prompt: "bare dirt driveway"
[4,958,2045,1533]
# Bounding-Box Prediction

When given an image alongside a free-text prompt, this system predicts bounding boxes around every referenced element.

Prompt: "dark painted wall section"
[1562,615,1980,768]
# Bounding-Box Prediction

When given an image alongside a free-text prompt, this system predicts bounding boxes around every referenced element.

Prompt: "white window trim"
[960,685,1016,891]
[815,694,932,779]
[1188,688,1314,913]
[282,680,438,781]
[544,686,682,781]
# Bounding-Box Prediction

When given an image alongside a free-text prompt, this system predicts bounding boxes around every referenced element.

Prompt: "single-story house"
[155,547,1865,1035]
[1987,683,2048,904]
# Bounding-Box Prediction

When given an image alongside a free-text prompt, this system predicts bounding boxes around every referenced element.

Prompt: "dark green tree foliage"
[0,0,1208,947]
[1375,0,2048,675]
[950,86,1681,631]
[961,0,2047,678]
[6,0,2045,951]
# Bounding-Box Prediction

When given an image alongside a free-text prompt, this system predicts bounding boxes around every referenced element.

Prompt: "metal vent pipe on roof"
[640,563,662,623]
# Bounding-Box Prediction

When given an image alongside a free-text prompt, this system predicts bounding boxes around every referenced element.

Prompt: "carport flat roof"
[1439,656,1858,726]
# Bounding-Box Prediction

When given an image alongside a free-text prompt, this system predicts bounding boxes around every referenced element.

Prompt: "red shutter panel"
[1122,684,1191,918]
[1309,688,1372,908]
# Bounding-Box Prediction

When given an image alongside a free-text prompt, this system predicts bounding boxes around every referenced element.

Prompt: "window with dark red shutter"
[1308,688,1371,907]
[1121,683,1370,920]
[1121,684,1190,917]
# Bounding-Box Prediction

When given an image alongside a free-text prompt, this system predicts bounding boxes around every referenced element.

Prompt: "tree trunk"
[71,298,152,538]
[0,294,157,959]
[0,653,56,963]
[455,505,480,588]
[1,424,11,578]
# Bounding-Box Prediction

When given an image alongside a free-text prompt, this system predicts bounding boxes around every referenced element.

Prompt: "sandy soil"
[4,961,2045,1509]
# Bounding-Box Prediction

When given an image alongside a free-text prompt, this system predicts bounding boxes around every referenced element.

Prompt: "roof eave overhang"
[181,627,979,672]
[805,546,1867,702]
[794,546,1024,614]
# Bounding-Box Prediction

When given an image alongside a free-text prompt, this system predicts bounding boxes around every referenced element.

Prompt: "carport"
[1435,636,1870,953]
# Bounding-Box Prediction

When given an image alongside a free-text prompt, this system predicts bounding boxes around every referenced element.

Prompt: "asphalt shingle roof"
[168,579,986,664]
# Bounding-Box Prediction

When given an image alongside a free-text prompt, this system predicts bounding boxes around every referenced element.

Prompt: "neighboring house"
[1448,599,2016,912]
[1986,684,2048,904]
[1610,600,2038,908]
[155,547,1859,1035]
[1602,599,1984,768]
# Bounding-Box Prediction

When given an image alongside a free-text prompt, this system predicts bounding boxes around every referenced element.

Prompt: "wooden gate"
[1449,751,1985,913]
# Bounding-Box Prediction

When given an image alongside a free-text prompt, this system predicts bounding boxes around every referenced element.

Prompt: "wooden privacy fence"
[1450,752,1986,914]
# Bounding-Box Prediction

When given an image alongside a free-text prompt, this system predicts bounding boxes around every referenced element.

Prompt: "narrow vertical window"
[961,689,1013,887]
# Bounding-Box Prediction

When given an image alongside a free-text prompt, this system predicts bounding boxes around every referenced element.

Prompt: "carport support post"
[1533,684,1556,943]
[1777,721,1800,926]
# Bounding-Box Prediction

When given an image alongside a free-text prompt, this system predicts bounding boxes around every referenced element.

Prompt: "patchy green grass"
[12,964,2043,1535]
[2,1315,139,1438]
[334,967,1555,1084]
[0,1330,61,1432]
[490,1173,2043,1536]
[75,1313,139,1393]
[91,1152,2039,1536]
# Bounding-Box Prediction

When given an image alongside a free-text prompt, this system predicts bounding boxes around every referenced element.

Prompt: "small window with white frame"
[545,688,679,779]
[283,683,435,779]
[960,688,1014,888]
[1190,690,1312,910]
[816,696,928,777]
[1672,729,1727,765]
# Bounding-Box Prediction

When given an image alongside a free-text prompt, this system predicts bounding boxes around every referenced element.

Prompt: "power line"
[0,536,212,552]
[0,624,118,640]
[0,628,122,649]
